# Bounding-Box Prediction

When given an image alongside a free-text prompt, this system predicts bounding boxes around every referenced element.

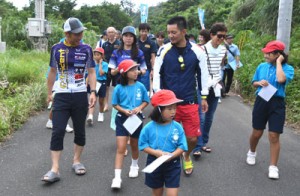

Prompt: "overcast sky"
[7,0,166,10]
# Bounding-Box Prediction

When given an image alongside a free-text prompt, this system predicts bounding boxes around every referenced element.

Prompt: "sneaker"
[129,166,139,178]
[268,165,279,179]
[97,113,104,122]
[111,178,122,189]
[65,124,73,133]
[246,150,256,165]
[86,114,93,126]
[218,98,222,103]
[46,120,53,129]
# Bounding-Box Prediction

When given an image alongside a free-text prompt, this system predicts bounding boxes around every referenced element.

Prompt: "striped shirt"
[204,40,226,85]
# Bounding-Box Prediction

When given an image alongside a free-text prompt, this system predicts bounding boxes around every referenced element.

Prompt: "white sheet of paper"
[142,154,173,173]
[258,83,277,102]
[214,83,222,97]
[229,60,243,71]
[96,81,102,93]
[123,114,142,135]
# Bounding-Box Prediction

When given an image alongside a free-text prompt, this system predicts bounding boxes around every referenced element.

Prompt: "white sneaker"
[46,120,53,129]
[246,150,256,165]
[86,114,93,126]
[65,124,73,133]
[97,113,104,122]
[111,178,122,189]
[218,98,222,103]
[268,165,279,179]
[129,166,139,178]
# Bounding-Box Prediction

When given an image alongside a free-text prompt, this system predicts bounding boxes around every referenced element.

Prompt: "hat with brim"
[93,47,104,55]
[64,17,87,33]
[118,59,139,74]
[262,40,285,53]
[151,90,183,107]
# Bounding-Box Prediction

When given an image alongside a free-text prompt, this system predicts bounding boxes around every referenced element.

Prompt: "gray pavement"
[0,94,300,196]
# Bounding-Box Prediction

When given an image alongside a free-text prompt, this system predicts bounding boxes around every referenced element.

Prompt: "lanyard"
[156,122,173,151]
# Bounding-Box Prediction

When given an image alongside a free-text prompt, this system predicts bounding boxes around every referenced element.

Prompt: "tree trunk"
[276,0,293,53]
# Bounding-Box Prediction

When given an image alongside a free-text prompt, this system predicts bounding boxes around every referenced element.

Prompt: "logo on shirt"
[145,44,150,48]
[136,88,142,100]
[172,128,179,144]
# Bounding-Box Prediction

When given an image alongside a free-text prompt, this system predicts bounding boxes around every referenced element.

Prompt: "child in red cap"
[111,59,150,189]
[246,40,294,180]
[139,89,188,196]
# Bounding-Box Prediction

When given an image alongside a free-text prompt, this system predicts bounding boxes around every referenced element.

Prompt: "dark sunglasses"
[178,55,185,71]
[216,34,226,39]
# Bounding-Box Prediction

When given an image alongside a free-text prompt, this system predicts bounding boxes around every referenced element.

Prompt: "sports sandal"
[41,170,60,183]
[193,151,202,159]
[72,163,86,175]
[181,155,193,176]
[202,146,212,153]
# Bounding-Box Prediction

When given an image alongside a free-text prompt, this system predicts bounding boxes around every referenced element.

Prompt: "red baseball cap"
[118,59,139,73]
[151,90,183,107]
[262,40,285,53]
[93,47,105,55]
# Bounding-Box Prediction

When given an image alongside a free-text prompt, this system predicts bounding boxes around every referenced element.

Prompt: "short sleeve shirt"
[252,62,294,98]
[112,81,150,110]
[138,37,157,70]
[49,42,95,93]
[95,61,108,81]
[139,121,188,153]
[108,49,147,70]
[102,39,121,62]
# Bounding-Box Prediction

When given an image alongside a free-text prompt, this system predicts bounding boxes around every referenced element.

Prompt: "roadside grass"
[0,50,48,140]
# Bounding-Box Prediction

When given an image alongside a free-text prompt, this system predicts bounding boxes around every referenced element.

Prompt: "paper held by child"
[229,60,243,71]
[258,83,277,102]
[142,154,173,173]
[96,81,102,93]
[123,114,142,135]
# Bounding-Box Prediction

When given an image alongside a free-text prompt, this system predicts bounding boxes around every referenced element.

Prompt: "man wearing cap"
[223,34,241,94]
[153,16,209,176]
[246,40,294,180]
[102,27,121,111]
[42,17,96,183]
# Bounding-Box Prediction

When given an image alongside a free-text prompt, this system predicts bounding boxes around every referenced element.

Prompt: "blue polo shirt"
[225,43,240,69]
[252,62,294,98]
[112,81,149,110]
[139,121,188,153]
[138,37,157,70]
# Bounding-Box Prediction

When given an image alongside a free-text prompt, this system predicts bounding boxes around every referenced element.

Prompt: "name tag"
[145,44,150,48]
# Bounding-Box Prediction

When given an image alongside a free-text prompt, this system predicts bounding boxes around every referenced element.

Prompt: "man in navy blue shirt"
[137,23,157,94]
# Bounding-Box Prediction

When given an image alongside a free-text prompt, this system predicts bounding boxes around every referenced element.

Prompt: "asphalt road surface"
[1,94,300,196]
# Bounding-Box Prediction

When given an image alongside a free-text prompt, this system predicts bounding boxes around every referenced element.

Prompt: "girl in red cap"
[86,47,108,125]
[246,40,294,180]
[139,89,188,196]
[111,59,150,189]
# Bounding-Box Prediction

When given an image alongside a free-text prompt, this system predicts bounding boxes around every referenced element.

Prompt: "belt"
[177,100,198,105]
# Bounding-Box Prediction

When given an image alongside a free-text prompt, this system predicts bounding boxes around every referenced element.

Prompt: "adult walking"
[42,17,96,183]
[102,27,121,111]
[246,40,294,179]
[193,23,227,155]
[153,16,209,176]
[223,34,241,95]
[137,23,157,93]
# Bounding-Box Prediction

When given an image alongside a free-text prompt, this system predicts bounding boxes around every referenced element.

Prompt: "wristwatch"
[90,90,97,94]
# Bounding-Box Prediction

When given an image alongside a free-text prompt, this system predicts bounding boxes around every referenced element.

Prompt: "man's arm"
[47,67,57,103]
[87,67,97,108]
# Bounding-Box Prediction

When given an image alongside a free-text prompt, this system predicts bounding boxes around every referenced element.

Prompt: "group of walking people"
[41,15,294,196]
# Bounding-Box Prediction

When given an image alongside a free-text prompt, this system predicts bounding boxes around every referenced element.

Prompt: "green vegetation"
[0,50,49,139]
[0,0,299,140]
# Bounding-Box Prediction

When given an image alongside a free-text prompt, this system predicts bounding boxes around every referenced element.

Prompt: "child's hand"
[131,106,142,114]
[124,110,133,116]
[155,150,164,157]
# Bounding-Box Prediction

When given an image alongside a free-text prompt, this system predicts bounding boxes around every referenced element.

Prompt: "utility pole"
[0,17,6,53]
[276,0,293,53]
[27,0,51,52]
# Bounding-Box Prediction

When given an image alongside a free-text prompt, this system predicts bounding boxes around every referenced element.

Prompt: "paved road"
[1,95,300,196]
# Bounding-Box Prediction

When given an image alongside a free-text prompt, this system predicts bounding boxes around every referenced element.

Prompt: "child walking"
[139,90,188,196]
[111,59,150,189]
[86,47,108,124]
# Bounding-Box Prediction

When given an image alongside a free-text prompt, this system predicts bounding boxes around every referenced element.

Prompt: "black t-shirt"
[137,37,157,70]
[102,39,121,62]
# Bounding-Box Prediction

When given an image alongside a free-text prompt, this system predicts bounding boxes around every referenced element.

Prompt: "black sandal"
[193,151,202,159]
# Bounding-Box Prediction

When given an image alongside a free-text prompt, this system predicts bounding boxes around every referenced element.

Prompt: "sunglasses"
[178,55,185,71]
[215,34,226,39]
